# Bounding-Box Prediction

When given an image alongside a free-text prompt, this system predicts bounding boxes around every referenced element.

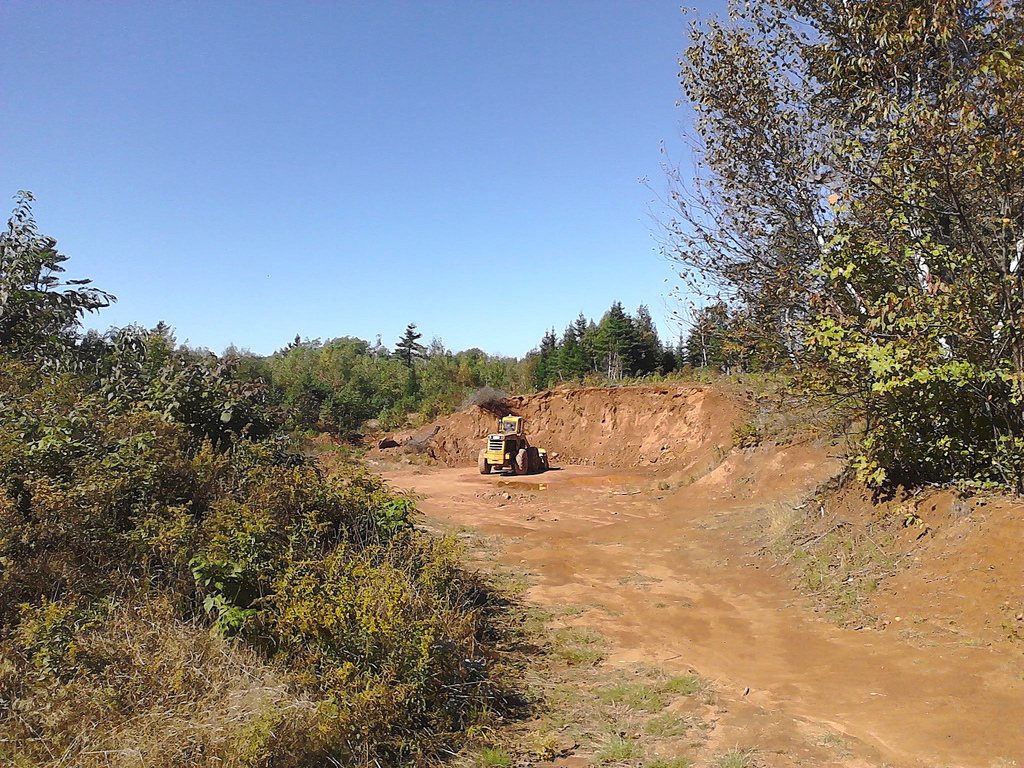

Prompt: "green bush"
[0,357,506,767]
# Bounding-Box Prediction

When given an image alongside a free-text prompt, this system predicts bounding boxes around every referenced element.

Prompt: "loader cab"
[487,417,526,458]
[499,416,524,436]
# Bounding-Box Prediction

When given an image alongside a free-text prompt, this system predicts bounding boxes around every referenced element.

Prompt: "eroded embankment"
[380,385,745,477]
[371,383,1024,766]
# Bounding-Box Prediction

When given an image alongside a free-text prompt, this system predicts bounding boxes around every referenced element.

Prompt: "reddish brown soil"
[829,485,1024,650]
[375,386,1024,767]
[376,385,744,475]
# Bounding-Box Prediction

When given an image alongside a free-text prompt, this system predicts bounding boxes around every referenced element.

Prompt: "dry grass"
[765,480,902,626]
[0,596,322,768]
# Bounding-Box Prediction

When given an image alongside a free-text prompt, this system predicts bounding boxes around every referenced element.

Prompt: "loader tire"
[478,451,491,475]
[527,446,540,473]
[515,448,530,475]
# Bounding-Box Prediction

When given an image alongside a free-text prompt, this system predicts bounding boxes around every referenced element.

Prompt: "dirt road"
[382,454,1024,768]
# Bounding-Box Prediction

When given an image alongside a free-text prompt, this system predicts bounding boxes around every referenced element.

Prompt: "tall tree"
[685,302,730,370]
[394,323,426,368]
[594,302,639,380]
[0,192,113,362]
[633,304,662,375]
[557,321,588,381]
[676,0,1024,487]
[666,2,829,357]
[534,328,559,389]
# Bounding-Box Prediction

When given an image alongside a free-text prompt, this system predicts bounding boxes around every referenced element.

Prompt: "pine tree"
[558,322,588,381]
[583,319,600,374]
[633,304,662,375]
[534,328,558,389]
[394,324,426,368]
[594,302,640,380]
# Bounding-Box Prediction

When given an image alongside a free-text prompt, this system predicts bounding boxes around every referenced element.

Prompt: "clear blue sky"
[2,1,720,357]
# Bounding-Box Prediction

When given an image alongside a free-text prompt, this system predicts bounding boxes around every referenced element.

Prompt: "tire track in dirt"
[381,456,1024,768]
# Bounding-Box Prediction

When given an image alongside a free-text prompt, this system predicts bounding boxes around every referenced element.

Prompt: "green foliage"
[0,192,113,364]
[645,713,692,738]
[0,350,504,764]
[527,301,679,389]
[674,0,1024,489]
[551,627,605,666]
[0,192,716,768]
[263,333,522,435]
[594,301,641,380]
[596,735,643,764]
[647,759,692,768]
[190,556,259,636]
[731,422,762,449]
[596,681,666,712]
[395,323,426,368]
[474,748,514,768]
[713,749,757,768]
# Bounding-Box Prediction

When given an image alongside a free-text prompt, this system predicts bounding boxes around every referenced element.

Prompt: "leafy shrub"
[0,356,507,766]
[731,421,762,448]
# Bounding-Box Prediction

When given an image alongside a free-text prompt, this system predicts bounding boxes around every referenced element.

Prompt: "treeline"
[247,327,529,434]
[136,298,769,437]
[671,0,1024,489]
[202,303,711,437]
[222,299,747,435]
[528,303,668,388]
[0,194,506,766]
[526,300,781,389]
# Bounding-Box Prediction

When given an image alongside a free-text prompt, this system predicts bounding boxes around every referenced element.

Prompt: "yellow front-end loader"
[478,416,548,475]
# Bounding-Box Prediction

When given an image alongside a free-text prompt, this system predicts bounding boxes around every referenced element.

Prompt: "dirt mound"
[380,385,746,476]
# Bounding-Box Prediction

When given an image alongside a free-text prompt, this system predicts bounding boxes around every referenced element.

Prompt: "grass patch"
[596,682,666,712]
[648,758,692,768]
[588,601,623,616]
[595,673,714,716]
[473,747,513,767]
[617,571,662,589]
[768,481,905,626]
[645,712,693,738]
[818,731,850,755]
[713,748,758,768]
[665,674,715,704]
[518,604,554,636]
[552,627,605,666]
[487,567,533,599]
[557,603,588,617]
[596,735,643,763]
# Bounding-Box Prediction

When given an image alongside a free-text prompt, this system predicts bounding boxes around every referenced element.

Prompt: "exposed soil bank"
[377,385,744,475]
[370,385,1023,766]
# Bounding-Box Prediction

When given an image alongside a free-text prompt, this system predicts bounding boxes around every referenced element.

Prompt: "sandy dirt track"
[381,452,1024,768]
